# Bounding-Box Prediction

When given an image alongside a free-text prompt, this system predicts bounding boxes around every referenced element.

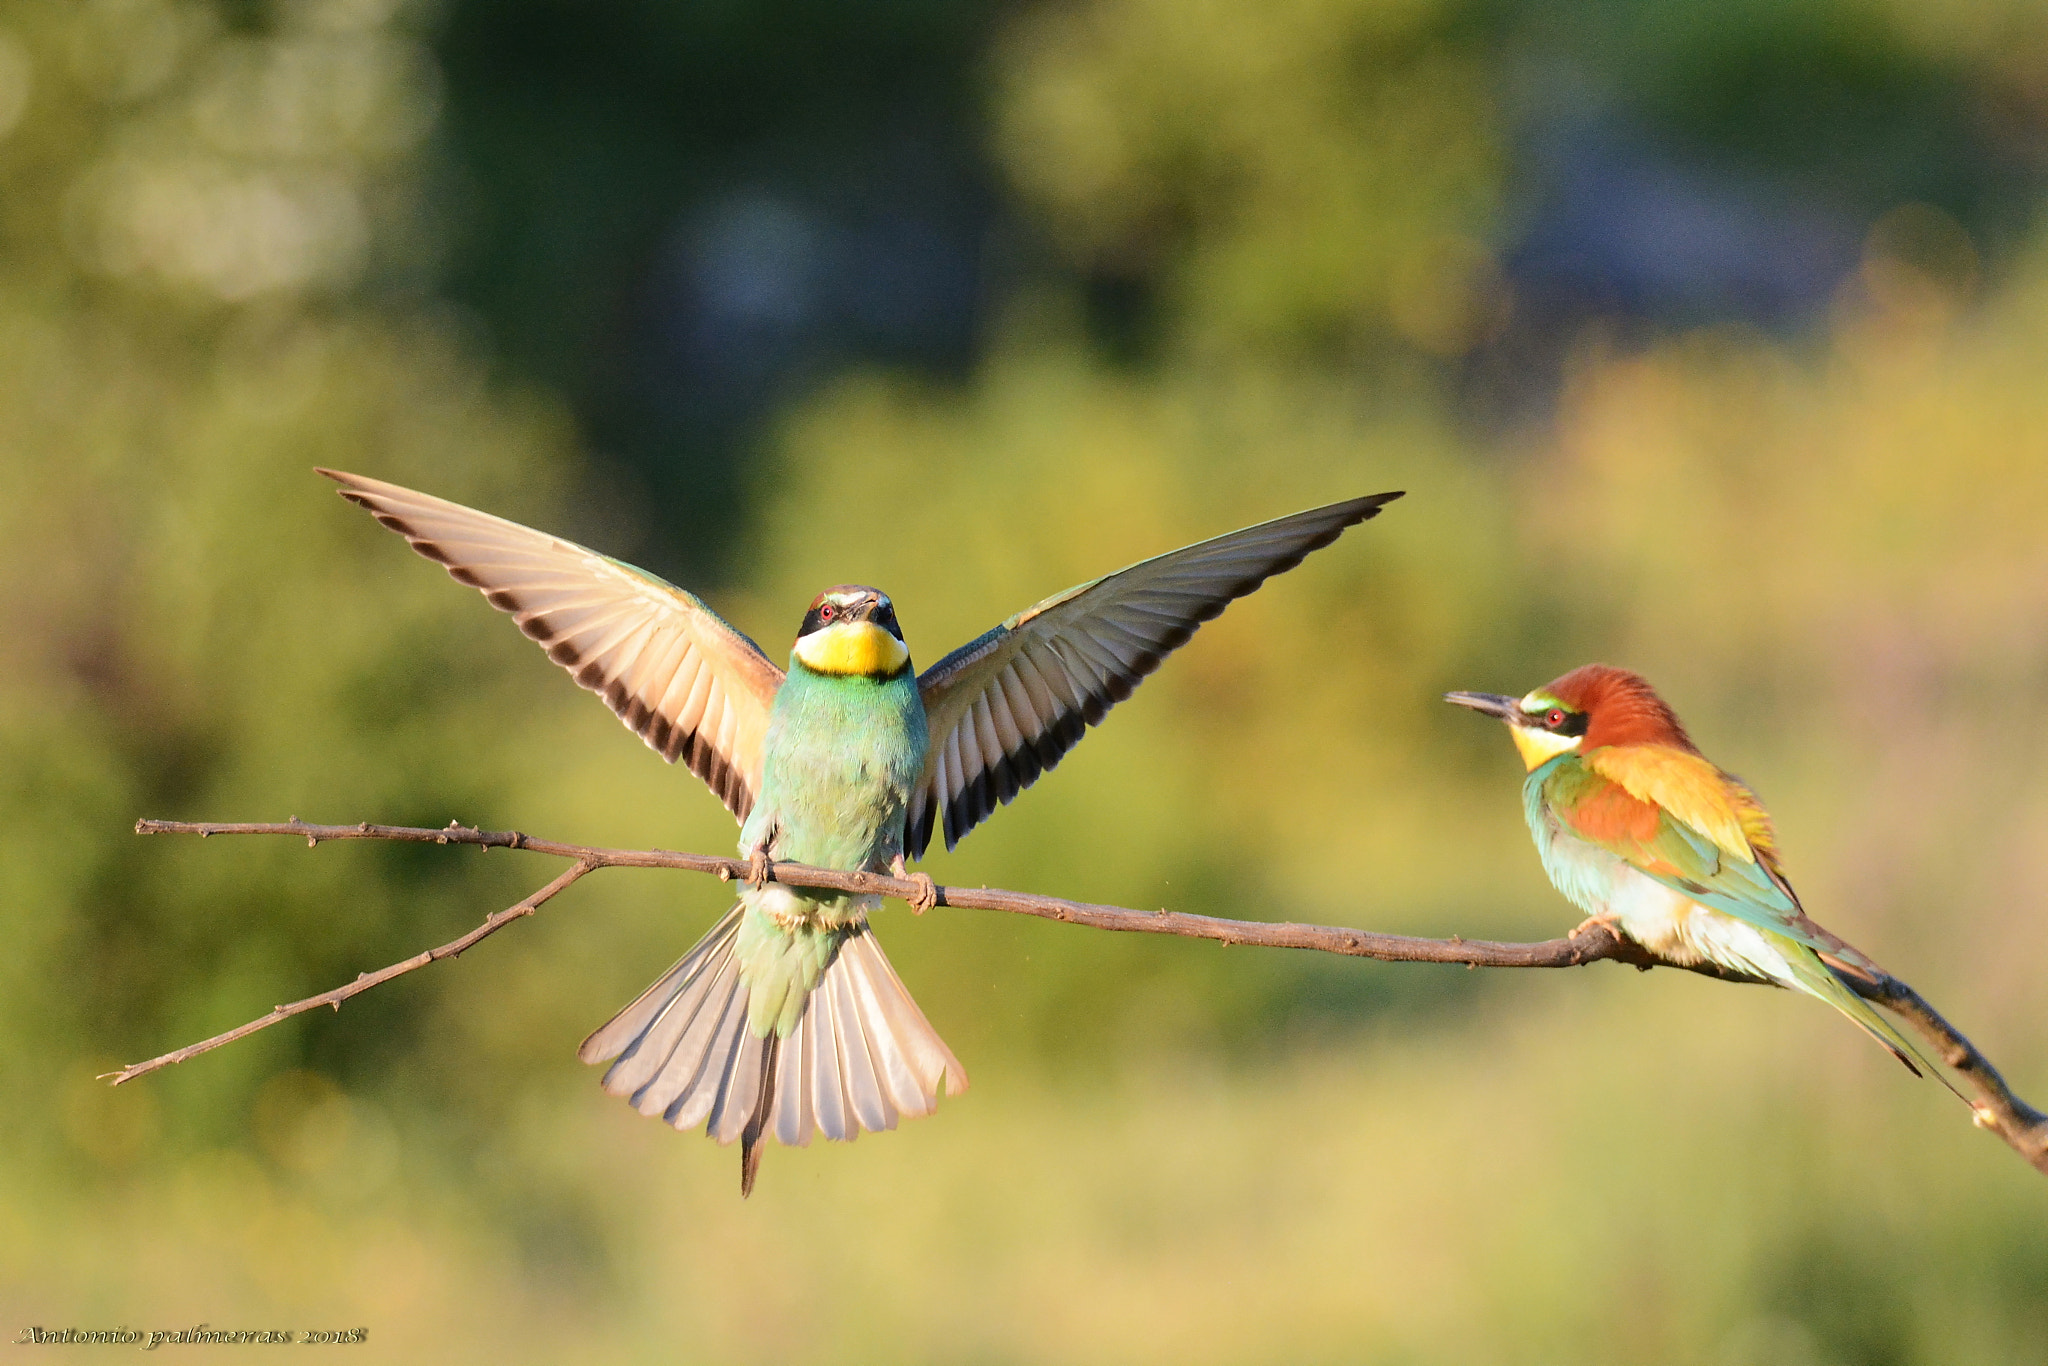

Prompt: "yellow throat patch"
[1509,724,1583,771]
[793,620,910,677]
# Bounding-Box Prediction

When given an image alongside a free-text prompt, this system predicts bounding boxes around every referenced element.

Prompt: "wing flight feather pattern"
[907,491,1403,854]
[320,469,783,821]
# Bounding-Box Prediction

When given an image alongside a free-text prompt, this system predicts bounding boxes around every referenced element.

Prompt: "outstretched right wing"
[322,469,784,821]
[907,491,1402,855]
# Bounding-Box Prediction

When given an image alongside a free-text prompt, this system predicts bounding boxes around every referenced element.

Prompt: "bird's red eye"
[818,603,835,621]
[1546,708,1566,728]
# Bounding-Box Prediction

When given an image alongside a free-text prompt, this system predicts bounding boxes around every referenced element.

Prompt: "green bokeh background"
[2,0,2045,1361]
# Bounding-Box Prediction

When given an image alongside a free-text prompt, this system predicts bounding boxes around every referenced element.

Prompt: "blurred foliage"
[1530,0,2044,222]
[995,0,1504,358]
[431,0,1001,582]
[2,0,2046,1361]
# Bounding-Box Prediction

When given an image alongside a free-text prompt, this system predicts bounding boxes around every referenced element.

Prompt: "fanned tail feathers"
[577,907,967,1194]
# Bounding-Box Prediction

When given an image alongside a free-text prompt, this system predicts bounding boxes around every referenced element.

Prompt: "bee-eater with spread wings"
[323,470,1402,1192]
[1447,665,1935,1075]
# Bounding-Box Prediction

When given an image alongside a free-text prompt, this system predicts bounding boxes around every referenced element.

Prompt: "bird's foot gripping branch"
[114,817,2048,1179]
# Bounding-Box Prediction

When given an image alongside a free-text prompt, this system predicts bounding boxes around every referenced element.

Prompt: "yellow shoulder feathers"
[1585,745,1774,865]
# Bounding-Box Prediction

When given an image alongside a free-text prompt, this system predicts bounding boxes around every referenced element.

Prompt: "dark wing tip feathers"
[923,490,1402,854]
[325,467,760,819]
[933,648,1148,850]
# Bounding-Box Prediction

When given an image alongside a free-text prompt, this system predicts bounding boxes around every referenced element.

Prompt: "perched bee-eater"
[324,470,1401,1192]
[1447,665,1932,1073]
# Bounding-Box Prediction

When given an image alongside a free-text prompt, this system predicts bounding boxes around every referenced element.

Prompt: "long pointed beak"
[1444,691,1522,722]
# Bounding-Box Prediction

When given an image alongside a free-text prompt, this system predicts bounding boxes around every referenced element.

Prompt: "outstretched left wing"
[321,469,784,821]
[906,492,1402,856]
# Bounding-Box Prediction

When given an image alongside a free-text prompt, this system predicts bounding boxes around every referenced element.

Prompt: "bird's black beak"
[1444,691,1523,723]
[855,595,902,639]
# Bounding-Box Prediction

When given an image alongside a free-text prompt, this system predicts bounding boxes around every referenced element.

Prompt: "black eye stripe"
[1521,703,1588,736]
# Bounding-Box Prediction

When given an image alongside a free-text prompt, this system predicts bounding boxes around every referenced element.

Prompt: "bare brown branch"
[1858,974,2048,1171]
[117,817,2048,1176]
